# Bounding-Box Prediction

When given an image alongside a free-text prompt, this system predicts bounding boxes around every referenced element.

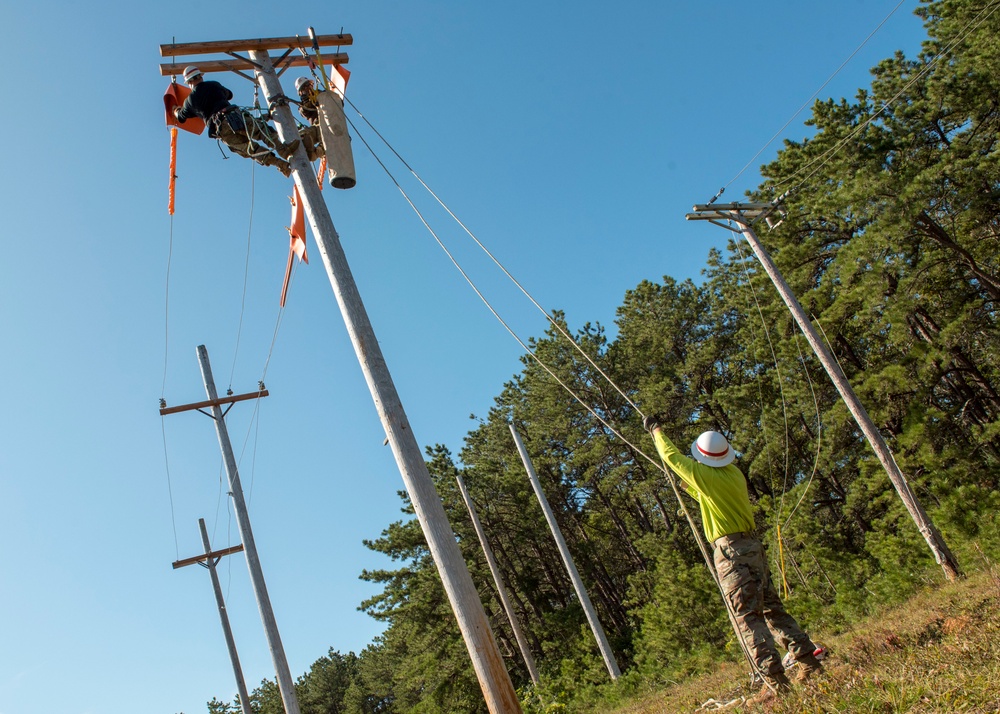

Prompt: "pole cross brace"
[159,389,269,416]
[173,543,246,570]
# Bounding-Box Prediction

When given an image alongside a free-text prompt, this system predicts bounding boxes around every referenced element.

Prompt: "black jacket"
[176,81,234,136]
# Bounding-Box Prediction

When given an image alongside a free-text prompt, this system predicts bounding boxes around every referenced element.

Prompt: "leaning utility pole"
[456,474,540,685]
[159,34,521,713]
[686,202,961,581]
[161,346,302,714]
[509,423,621,680]
[173,519,253,714]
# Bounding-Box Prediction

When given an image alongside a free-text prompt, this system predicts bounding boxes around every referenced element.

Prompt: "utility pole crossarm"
[159,389,268,416]
[159,55,349,77]
[160,34,354,57]
[172,543,245,570]
[159,33,352,77]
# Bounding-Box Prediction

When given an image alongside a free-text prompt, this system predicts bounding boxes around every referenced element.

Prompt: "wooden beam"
[159,389,268,416]
[160,33,353,57]
[159,53,349,77]
[172,543,245,570]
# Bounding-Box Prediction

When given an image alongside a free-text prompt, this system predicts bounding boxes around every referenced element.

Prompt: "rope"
[228,163,257,391]
[352,118,775,691]
[342,96,643,417]
[775,0,1000,196]
[781,335,823,531]
[731,229,792,524]
[722,0,908,192]
[348,115,661,467]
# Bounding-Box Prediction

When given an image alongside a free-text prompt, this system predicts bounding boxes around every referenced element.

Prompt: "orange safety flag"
[163,82,206,135]
[280,186,309,307]
[168,127,178,215]
[328,64,351,97]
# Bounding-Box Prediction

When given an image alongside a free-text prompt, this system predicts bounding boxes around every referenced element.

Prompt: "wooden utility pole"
[173,519,252,714]
[686,202,961,581]
[161,345,302,714]
[159,35,522,713]
[456,474,540,685]
[508,423,621,679]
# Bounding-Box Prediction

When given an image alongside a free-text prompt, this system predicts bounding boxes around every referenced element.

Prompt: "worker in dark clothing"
[294,76,325,162]
[173,66,299,176]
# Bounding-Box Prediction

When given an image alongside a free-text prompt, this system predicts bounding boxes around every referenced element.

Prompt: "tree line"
[209,1,1000,710]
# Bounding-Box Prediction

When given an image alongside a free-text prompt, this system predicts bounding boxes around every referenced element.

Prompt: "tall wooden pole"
[198,518,253,714]
[196,345,303,714]
[456,475,540,685]
[248,52,522,713]
[687,205,960,581]
[508,423,621,679]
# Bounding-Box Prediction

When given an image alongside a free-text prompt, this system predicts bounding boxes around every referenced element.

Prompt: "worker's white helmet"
[294,76,313,92]
[690,431,735,467]
[182,66,203,82]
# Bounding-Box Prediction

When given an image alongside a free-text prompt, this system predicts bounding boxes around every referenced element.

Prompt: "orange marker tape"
[168,127,178,215]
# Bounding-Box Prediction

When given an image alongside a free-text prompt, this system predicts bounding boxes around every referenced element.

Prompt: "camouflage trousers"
[713,533,816,677]
[214,109,282,167]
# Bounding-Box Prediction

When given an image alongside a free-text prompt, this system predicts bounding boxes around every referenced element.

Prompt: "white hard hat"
[690,431,735,467]
[182,66,203,82]
[294,76,312,92]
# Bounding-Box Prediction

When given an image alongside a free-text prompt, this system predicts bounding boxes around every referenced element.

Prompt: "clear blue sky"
[0,2,926,713]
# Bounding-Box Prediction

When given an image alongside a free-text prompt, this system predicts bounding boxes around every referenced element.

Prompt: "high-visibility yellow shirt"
[651,429,755,543]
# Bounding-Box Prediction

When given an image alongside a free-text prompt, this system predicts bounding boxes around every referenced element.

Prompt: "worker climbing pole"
[157,31,523,714]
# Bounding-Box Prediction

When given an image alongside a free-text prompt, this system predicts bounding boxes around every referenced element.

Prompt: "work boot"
[793,653,824,684]
[748,672,791,705]
[276,139,301,159]
[275,160,292,178]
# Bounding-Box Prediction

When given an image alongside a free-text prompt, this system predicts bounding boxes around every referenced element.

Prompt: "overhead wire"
[722,0,908,192]
[162,207,180,559]
[775,0,1000,196]
[350,114,772,691]
[228,164,258,391]
[342,95,643,417]
[731,226,794,597]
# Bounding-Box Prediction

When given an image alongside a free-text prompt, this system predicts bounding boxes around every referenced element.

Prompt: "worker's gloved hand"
[642,414,662,433]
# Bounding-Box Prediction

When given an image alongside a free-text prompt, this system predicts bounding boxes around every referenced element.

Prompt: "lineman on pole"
[643,416,824,703]
[173,66,300,176]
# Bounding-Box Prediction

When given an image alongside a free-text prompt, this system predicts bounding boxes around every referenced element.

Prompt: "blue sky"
[0,2,927,713]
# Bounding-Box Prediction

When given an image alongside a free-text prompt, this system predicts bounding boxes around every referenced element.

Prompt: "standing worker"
[643,416,824,703]
[294,76,325,162]
[173,66,300,176]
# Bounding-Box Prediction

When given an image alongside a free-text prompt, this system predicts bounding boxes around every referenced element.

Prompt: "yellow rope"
[777,522,790,599]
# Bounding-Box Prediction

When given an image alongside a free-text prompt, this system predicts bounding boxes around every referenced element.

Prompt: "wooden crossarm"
[172,543,245,570]
[159,53,348,77]
[160,33,353,57]
[159,389,268,416]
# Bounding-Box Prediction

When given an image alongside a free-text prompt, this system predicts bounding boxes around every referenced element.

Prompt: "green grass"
[592,568,1000,714]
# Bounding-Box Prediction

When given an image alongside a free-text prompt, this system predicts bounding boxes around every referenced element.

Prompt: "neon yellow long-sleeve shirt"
[651,429,755,543]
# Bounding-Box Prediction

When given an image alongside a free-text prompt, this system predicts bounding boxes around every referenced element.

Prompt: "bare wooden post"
[247,50,522,713]
[508,423,621,679]
[686,204,961,581]
[456,474,540,685]
[196,345,303,714]
[193,518,253,714]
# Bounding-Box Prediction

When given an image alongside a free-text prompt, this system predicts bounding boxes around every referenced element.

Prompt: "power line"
[723,0,909,193]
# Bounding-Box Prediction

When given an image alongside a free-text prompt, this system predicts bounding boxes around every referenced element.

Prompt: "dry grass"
[599,571,1000,714]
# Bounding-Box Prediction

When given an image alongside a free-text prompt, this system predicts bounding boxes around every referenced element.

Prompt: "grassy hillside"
[599,566,1000,713]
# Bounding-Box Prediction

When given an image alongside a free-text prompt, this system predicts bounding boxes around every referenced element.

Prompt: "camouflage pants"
[713,533,816,677]
[214,110,282,166]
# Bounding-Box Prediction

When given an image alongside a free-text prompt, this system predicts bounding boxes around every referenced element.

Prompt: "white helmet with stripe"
[690,431,735,467]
